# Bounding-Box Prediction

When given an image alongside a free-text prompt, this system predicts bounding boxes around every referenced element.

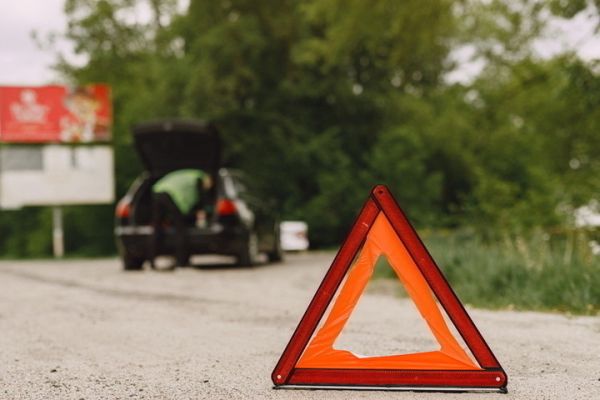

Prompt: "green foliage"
[464,57,600,231]
[549,0,597,20]
[62,205,116,256]
[0,208,52,257]
[375,229,600,315]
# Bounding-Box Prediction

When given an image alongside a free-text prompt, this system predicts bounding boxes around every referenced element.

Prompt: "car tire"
[122,253,145,271]
[267,224,284,263]
[237,231,259,267]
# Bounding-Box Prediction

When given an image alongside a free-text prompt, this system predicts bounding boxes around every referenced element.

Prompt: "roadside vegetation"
[375,229,600,315]
[1,0,598,313]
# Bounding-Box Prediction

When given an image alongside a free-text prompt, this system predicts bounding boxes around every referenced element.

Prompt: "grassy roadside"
[374,229,600,315]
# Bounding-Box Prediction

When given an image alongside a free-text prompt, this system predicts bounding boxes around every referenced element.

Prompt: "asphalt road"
[1,253,599,399]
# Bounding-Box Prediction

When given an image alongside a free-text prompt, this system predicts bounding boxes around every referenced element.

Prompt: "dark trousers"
[151,193,189,267]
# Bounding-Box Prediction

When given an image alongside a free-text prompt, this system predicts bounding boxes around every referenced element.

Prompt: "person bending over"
[150,169,213,267]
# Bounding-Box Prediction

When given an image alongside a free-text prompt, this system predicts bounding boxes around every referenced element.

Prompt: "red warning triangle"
[272,185,507,391]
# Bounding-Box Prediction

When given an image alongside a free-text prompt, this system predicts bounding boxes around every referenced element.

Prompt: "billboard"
[0,145,114,208]
[0,84,111,143]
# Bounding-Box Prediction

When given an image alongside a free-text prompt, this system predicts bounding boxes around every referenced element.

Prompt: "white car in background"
[280,221,309,251]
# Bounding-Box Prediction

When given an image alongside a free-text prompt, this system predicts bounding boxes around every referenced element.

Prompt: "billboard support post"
[52,206,64,258]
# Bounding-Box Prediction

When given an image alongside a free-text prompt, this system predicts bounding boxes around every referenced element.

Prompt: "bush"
[374,228,600,315]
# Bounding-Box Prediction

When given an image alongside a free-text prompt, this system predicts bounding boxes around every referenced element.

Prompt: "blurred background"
[0,0,598,312]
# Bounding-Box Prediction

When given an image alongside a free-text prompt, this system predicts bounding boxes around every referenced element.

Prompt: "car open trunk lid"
[133,120,221,177]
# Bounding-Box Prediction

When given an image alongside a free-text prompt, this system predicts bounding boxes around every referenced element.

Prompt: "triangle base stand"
[275,384,508,394]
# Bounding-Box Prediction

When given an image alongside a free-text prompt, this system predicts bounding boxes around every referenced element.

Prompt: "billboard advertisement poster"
[0,144,115,208]
[0,84,111,143]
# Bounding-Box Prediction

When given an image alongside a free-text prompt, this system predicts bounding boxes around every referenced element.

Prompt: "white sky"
[0,0,599,86]
[0,0,77,85]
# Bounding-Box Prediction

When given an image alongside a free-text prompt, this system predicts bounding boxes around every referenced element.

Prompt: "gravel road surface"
[1,253,599,399]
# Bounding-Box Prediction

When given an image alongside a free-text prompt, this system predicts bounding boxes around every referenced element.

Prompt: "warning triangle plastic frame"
[272,185,507,392]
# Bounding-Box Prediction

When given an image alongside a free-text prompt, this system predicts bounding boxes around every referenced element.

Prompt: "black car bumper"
[115,224,247,258]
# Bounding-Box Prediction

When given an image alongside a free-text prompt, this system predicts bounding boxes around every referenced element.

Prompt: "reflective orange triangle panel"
[296,212,481,371]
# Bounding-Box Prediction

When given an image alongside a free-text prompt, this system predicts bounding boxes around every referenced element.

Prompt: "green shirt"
[152,169,206,214]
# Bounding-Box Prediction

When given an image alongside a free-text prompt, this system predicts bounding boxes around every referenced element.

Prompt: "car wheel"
[237,231,259,267]
[267,224,284,263]
[122,253,145,271]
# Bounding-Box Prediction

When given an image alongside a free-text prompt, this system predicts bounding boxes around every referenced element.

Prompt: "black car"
[114,120,283,269]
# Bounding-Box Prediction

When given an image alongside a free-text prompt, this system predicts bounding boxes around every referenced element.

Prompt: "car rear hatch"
[133,119,221,178]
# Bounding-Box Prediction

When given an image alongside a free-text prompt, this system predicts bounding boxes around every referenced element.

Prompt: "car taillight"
[116,199,131,219]
[217,198,237,216]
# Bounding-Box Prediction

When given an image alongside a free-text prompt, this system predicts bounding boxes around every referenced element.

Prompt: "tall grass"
[375,229,600,315]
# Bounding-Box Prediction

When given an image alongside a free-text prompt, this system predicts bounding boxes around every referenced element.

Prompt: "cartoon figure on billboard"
[60,87,101,142]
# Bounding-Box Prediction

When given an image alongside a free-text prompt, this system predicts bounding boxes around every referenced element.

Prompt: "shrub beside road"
[375,230,600,315]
